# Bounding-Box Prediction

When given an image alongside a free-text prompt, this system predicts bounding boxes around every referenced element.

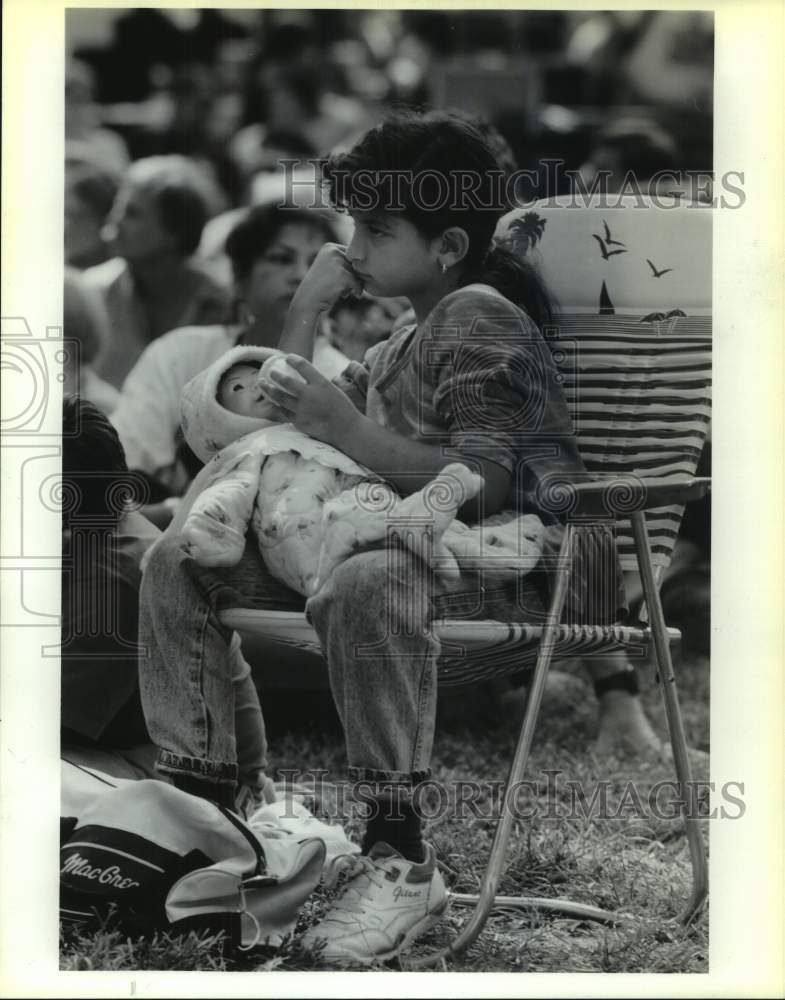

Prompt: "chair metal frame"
[403,476,711,968]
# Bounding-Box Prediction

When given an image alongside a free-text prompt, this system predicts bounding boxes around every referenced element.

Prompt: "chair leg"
[630,511,709,923]
[405,526,620,968]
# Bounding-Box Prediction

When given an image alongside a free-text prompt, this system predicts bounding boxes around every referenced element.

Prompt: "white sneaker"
[300,841,449,965]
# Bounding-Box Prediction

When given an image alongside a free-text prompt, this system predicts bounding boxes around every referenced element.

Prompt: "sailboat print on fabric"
[599,280,615,315]
[494,205,692,328]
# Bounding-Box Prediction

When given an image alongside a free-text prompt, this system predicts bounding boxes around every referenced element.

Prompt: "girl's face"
[106,183,177,262]
[238,222,327,323]
[345,212,439,300]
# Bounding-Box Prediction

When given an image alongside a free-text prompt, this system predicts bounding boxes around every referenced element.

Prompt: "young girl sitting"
[174,347,545,597]
[139,109,634,965]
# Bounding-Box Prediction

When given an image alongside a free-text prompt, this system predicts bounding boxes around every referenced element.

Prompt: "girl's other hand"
[263,354,359,447]
[291,243,364,316]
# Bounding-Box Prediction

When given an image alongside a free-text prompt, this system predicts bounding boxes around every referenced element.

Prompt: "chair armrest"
[539,476,711,518]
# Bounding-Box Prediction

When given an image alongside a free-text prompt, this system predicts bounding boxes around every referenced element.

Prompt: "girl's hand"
[263,354,359,447]
[291,243,364,316]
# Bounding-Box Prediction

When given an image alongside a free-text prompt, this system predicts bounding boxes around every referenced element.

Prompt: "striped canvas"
[219,607,680,688]
[550,314,711,571]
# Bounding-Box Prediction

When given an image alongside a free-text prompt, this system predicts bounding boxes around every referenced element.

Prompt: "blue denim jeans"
[138,536,280,793]
[139,527,623,796]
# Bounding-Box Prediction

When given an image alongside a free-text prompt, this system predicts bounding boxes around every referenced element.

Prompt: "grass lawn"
[60,641,710,974]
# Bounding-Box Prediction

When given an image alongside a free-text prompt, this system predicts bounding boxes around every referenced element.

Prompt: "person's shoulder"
[439,281,518,312]
[424,285,541,356]
[427,284,528,334]
[159,324,233,349]
[82,257,127,290]
[138,324,235,369]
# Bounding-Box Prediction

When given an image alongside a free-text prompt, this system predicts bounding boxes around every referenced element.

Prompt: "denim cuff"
[157,748,238,786]
[347,766,432,789]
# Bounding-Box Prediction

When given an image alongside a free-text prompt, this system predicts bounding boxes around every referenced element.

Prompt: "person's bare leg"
[583,651,663,757]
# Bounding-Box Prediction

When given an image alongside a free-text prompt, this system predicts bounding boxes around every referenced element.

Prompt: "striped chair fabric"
[220,606,680,688]
[549,314,711,571]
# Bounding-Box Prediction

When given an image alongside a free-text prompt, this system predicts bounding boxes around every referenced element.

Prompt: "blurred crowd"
[62,9,712,652]
[65,7,713,404]
[66,9,713,199]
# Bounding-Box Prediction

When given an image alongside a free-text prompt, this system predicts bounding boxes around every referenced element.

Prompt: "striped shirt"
[334,283,588,522]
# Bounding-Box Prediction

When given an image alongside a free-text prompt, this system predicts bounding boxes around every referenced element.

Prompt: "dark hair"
[267,63,320,118]
[323,109,555,328]
[224,203,339,285]
[243,58,321,128]
[62,395,129,520]
[262,128,318,158]
[125,156,220,257]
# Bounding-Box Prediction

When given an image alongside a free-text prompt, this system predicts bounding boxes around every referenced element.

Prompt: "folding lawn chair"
[219,195,712,965]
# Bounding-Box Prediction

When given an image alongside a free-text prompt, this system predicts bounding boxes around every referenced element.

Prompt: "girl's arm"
[264,356,511,519]
[342,416,511,520]
[278,244,363,360]
[278,300,321,361]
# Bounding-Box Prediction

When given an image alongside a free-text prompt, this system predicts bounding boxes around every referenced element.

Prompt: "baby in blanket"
[179,345,545,598]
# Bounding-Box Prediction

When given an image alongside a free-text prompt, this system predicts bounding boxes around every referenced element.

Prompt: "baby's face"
[218,363,280,419]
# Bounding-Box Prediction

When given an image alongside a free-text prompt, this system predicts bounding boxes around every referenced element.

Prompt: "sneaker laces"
[322,852,387,914]
[323,851,372,888]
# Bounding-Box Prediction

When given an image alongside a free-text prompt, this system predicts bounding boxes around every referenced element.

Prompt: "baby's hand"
[291,243,364,315]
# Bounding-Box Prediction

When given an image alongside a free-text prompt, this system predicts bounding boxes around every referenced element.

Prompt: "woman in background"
[64,160,120,270]
[84,155,232,389]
